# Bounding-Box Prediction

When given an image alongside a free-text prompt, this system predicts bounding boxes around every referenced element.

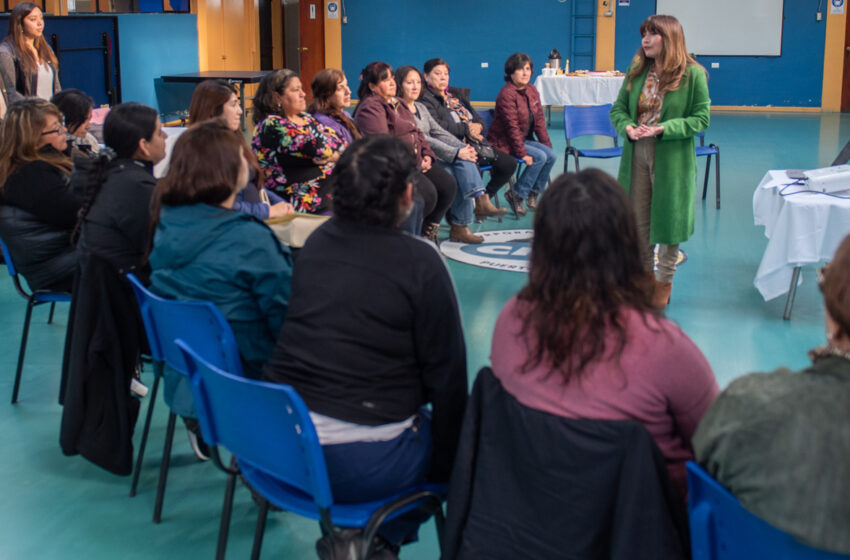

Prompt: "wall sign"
[618,0,630,5]
[831,0,844,15]
[327,1,339,19]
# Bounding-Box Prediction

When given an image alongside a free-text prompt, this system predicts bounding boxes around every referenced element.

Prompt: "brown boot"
[474,194,507,218]
[652,281,672,310]
[449,224,484,244]
[504,190,528,217]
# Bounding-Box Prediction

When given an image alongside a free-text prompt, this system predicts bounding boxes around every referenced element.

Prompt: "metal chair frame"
[177,339,446,560]
[0,237,71,403]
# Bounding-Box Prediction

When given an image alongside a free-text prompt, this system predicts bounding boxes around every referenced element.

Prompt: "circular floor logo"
[441,228,687,273]
[441,229,533,273]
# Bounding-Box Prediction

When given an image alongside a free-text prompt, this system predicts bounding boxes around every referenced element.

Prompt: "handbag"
[467,137,497,167]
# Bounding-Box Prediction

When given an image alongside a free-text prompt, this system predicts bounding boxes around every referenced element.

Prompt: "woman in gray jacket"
[396,66,492,244]
[0,3,61,104]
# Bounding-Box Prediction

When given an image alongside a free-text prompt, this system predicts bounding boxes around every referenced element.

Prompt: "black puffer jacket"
[0,155,79,291]
[418,85,487,141]
[0,204,77,291]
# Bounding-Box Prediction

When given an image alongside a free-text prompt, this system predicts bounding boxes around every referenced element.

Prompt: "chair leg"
[573,154,580,172]
[153,411,177,524]
[714,150,721,209]
[216,461,238,560]
[48,302,56,324]
[250,498,270,560]
[130,369,161,497]
[702,155,711,201]
[507,177,520,220]
[432,502,446,551]
[11,299,36,404]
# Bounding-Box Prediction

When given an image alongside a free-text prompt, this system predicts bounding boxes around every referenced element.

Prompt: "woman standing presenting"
[0,3,60,104]
[609,14,709,309]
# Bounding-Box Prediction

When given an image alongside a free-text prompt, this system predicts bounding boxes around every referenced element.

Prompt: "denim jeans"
[322,408,434,545]
[441,159,484,226]
[514,140,557,200]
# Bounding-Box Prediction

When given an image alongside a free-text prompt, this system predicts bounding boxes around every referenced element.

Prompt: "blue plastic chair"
[687,462,850,559]
[562,103,622,173]
[125,273,242,527]
[176,339,447,560]
[0,236,71,403]
[696,131,721,209]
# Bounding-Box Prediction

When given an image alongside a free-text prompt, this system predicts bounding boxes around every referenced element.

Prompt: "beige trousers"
[630,138,679,283]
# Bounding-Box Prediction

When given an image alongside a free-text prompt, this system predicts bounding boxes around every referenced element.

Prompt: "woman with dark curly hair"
[490,169,717,499]
[252,69,344,214]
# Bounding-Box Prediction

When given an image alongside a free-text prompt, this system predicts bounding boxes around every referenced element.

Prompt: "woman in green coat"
[610,14,709,309]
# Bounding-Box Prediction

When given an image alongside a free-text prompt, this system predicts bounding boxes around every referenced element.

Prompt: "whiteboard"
[655,0,784,56]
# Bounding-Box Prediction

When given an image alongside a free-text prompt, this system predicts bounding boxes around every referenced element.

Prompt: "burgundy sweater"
[354,95,436,167]
[487,82,551,158]
[490,296,719,497]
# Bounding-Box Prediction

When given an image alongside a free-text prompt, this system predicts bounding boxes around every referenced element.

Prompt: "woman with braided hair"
[72,102,166,275]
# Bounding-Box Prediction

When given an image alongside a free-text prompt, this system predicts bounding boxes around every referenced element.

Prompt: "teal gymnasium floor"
[2,109,850,559]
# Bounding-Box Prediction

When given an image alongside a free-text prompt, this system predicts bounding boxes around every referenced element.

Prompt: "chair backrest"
[443,367,688,560]
[0,235,32,300]
[0,236,17,277]
[687,462,849,559]
[563,103,618,141]
[176,339,334,509]
[477,108,495,131]
[126,273,242,376]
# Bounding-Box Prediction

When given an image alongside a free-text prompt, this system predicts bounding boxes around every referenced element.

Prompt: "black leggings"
[414,165,457,226]
[485,148,518,196]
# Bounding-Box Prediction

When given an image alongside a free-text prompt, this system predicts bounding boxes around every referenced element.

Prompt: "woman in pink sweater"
[490,169,718,498]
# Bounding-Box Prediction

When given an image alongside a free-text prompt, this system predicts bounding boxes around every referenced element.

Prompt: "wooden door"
[843,11,850,111]
[298,0,324,101]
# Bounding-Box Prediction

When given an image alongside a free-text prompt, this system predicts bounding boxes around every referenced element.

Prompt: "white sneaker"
[130,378,148,398]
[183,418,210,461]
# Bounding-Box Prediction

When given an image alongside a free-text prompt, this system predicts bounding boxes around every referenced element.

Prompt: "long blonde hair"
[626,14,703,93]
[0,98,72,187]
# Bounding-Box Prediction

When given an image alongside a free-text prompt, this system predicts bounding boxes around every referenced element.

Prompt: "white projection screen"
[655,0,784,56]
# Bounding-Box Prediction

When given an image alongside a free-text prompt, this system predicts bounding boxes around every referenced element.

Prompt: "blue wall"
[614,0,826,107]
[341,0,579,102]
[115,13,198,112]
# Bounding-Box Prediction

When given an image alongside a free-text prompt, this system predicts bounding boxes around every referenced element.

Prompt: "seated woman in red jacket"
[0,98,78,291]
[487,52,557,216]
[490,169,718,500]
[353,61,457,242]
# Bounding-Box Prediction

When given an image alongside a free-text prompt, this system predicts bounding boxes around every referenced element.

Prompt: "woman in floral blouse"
[252,69,344,213]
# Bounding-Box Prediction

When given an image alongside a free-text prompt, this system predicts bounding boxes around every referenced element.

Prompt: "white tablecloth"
[753,170,850,300]
[533,75,625,107]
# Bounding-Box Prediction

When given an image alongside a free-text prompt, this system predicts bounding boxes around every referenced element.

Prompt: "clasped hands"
[625,124,664,141]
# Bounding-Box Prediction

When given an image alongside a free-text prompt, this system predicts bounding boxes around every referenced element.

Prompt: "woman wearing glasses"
[0,98,79,291]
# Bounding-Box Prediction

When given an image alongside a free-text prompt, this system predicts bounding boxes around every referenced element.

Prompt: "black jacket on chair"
[60,251,144,475]
[442,368,689,560]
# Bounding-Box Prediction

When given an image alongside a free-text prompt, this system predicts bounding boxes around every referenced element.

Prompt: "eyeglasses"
[41,123,66,136]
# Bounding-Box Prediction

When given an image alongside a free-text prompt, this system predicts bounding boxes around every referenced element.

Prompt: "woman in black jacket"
[419,58,516,217]
[0,98,77,291]
[72,102,167,275]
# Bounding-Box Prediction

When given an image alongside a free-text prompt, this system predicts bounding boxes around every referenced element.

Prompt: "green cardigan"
[609,64,710,244]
